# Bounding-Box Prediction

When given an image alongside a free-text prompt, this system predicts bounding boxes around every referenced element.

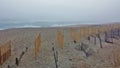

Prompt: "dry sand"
[0,26,120,68]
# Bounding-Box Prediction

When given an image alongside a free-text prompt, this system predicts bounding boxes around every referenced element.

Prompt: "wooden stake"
[97,34,102,48]
[52,47,58,68]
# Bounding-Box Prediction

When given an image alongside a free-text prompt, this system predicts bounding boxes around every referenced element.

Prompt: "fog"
[0,0,120,29]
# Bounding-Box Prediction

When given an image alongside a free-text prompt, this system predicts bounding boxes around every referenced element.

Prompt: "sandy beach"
[0,24,120,68]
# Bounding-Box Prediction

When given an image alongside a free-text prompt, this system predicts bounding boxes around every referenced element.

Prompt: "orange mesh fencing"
[35,34,41,58]
[58,31,64,48]
[0,40,11,65]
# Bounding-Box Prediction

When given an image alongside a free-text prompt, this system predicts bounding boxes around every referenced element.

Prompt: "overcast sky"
[0,0,120,23]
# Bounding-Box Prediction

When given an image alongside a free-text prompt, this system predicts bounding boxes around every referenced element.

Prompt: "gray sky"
[0,0,120,23]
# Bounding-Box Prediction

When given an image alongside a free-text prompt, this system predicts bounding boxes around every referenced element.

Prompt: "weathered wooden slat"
[0,47,1,64]
[58,31,64,48]
[35,34,41,59]
[0,40,12,65]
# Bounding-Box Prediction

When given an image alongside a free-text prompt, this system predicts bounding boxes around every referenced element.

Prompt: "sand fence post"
[15,57,19,66]
[97,33,103,48]
[52,47,58,68]
[8,65,10,68]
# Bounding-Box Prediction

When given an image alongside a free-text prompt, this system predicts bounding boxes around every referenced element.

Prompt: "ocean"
[0,20,107,30]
